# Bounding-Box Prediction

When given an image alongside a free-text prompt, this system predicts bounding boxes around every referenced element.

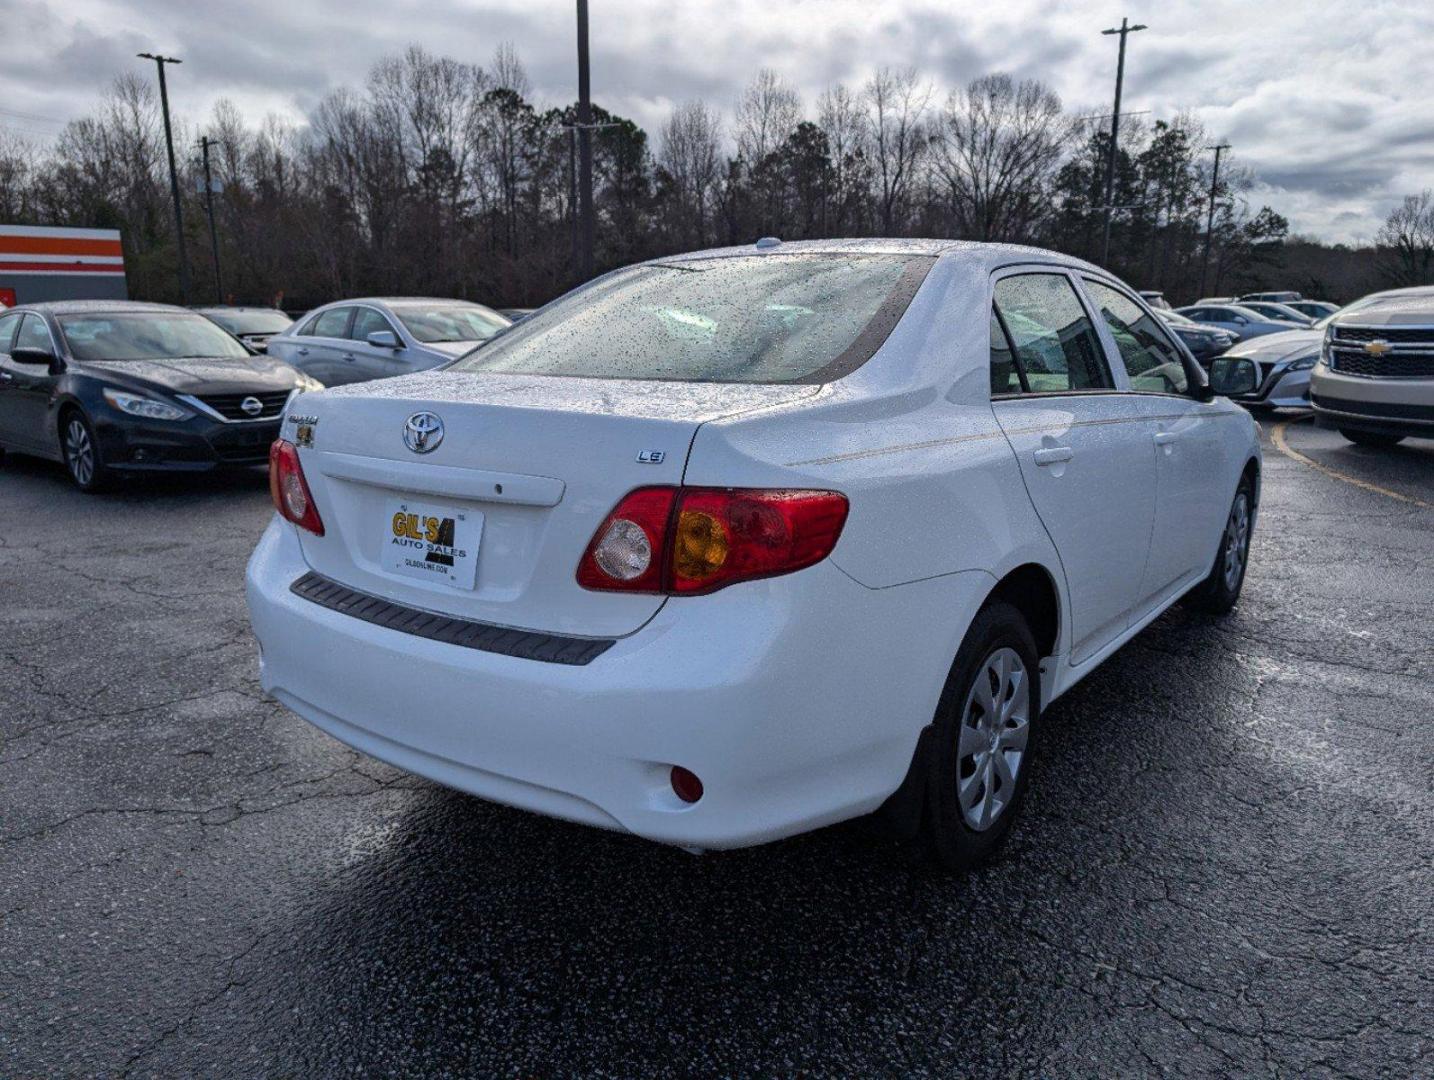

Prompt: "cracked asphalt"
[1,416,1430,1078]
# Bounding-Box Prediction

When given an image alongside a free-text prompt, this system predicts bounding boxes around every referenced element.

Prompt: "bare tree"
[864,66,929,234]
[659,101,721,247]
[1375,191,1434,286]
[818,82,871,234]
[933,73,1070,242]
[735,68,801,166]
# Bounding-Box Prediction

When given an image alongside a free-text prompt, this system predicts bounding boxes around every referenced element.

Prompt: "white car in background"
[246,240,1262,870]
[267,298,510,387]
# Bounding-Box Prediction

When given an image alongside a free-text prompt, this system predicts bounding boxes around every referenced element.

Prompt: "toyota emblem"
[403,411,444,454]
[240,396,264,417]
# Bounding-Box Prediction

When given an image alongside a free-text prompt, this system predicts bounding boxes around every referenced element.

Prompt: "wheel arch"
[982,562,1061,662]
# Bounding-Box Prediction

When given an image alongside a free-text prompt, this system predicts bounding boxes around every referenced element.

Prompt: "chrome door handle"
[342,353,356,362]
[296,347,309,356]
[1153,431,1178,446]
[0,371,12,382]
[1033,446,1074,466]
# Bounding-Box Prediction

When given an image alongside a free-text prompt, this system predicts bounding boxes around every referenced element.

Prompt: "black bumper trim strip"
[289,571,615,666]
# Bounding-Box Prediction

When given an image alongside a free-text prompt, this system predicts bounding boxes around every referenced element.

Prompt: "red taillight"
[670,766,704,803]
[577,486,848,595]
[268,439,325,536]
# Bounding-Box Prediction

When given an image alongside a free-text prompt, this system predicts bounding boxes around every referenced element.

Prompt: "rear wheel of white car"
[1183,475,1254,615]
[925,602,1041,873]
[1339,428,1404,448]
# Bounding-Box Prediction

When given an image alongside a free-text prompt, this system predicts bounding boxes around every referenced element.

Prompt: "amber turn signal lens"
[673,509,729,581]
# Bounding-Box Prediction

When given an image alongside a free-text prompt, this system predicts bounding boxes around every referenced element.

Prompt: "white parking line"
[1270,416,1433,510]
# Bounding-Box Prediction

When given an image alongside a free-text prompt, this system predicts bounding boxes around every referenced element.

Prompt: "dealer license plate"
[381,499,483,590]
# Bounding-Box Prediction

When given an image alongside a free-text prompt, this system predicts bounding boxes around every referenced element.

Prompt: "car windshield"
[451,253,931,383]
[203,309,292,335]
[58,312,252,361]
[393,305,509,344]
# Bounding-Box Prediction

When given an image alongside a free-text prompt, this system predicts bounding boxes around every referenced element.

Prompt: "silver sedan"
[267,298,510,387]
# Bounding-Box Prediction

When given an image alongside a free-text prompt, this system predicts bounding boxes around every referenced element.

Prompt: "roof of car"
[14,299,186,316]
[649,238,1107,275]
[194,305,287,313]
[335,297,492,307]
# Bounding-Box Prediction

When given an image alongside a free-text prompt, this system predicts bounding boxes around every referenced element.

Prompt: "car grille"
[1328,326,1434,378]
[1311,394,1434,422]
[1329,327,1432,344]
[198,390,291,420]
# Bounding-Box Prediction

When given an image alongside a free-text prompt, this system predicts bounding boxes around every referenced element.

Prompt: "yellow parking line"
[1270,416,1433,510]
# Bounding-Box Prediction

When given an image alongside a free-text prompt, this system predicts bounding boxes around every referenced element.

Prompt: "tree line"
[0,43,1423,311]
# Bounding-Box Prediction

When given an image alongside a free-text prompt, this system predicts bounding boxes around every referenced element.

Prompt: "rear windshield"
[58,312,252,361]
[393,305,509,344]
[204,309,293,335]
[450,253,933,384]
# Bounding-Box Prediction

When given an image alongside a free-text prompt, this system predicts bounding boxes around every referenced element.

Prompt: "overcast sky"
[4,0,1433,244]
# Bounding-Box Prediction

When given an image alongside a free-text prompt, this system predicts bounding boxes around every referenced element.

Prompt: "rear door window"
[992,273,1114,393]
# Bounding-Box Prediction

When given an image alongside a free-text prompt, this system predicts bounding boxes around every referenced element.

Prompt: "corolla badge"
[403,411,444,454]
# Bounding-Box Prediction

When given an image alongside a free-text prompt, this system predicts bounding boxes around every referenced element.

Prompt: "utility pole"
[1199,143,1232,299]
[575,0,595,282]
[198,136,223,304]
[138,53,191,304]
[1099,18,1146,268]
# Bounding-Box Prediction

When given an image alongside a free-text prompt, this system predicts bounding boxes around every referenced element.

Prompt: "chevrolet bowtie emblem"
[1363,339,1392,357]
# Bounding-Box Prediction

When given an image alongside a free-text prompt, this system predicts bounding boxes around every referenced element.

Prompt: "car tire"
[1183,475,1254,615]
[1339,428,1404,448]
[60,409,109,493]
[924,602,1042,873]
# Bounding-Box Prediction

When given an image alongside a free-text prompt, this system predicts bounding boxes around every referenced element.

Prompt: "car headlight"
[1285,355,1317,372]
[102,388,191,422]
[293,374,325,393]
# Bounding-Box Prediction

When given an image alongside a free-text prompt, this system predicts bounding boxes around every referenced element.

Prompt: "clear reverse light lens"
[593,519,653,581]
[102,388,190,422]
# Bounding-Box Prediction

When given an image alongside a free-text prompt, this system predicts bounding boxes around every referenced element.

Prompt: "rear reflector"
[670,766,704,803]
[269,439,325,536]
[577,487,848,595]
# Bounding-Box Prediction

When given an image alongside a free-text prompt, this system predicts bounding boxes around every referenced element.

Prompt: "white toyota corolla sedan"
[246,239,1262,870]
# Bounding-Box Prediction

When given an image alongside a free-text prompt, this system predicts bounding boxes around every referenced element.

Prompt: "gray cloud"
[3,0,1431,243]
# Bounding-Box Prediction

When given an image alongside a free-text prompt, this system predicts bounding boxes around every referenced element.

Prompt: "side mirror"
[10,346,56,368]
[1209,356,1258,397]
[367,330,401,349]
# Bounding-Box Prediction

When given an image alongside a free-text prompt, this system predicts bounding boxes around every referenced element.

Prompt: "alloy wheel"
[1222,493,1250,592]
[956,646,1031,832]
[65,418,95,487]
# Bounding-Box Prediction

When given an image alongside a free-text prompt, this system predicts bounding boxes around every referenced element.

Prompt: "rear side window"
[452,254,934,384]
[311,307,353,338]
[1083,279,1189,394]
[992,274,1113,393]
[989,309,1023,395]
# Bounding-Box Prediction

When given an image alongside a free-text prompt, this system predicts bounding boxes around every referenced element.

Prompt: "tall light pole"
[575,0,595,282]
[138,52,191,304]
[198,136,224,303]
[1099,18,1146,268]
[1199,143,1232,299]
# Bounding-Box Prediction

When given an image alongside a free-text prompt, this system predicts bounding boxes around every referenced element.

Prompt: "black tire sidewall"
[1185,475,1254,613]
[926,602,1042,872]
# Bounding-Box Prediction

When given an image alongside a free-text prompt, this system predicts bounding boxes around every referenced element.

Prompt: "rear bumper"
[245,518,993,850]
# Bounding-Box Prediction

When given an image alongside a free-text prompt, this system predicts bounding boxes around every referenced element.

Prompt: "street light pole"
[138,53,191,304]
[1199,143,1232,300]
[575,0,595,282]
[1099,18,1146,268]
[198,136,224,304]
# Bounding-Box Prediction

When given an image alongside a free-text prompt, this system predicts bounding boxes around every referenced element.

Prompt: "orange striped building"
[0,225,128,307]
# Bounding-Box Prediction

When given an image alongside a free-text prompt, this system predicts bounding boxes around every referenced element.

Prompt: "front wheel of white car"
[924,602,1042,873]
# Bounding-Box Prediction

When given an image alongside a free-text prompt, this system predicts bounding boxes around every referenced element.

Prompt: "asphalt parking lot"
[1,416,1430,1078]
